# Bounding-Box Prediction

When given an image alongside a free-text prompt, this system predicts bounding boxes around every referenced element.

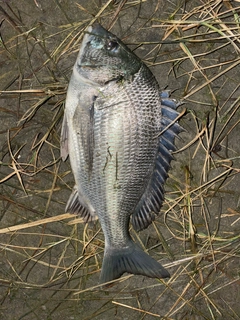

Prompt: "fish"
[61,23,182,284]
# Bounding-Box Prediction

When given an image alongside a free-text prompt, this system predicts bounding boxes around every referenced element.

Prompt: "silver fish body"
[61,23,182,283]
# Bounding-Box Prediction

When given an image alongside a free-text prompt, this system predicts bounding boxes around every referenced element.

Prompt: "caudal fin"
[100,241,170,284]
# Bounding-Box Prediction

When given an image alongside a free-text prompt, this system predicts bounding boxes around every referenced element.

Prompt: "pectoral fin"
[73,96,96,175]
[60,113,69,161]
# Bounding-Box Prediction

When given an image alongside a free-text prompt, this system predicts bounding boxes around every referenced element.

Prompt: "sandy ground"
[0,0,240,319]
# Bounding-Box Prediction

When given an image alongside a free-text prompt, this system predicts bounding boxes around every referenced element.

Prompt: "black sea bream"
[61,23,182,283]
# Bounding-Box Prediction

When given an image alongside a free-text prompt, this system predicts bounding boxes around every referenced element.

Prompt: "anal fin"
[66,185,98,223]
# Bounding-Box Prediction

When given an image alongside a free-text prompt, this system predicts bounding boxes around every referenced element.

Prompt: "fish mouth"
[84,23,117,47]
[77,63,106,68]
[86,22,109,38]
[81,23,109,52]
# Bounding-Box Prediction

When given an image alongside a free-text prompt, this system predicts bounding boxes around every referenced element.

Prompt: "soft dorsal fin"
[131,91,183,231]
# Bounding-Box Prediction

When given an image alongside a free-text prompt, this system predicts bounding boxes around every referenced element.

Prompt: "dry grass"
[0,0,240,319]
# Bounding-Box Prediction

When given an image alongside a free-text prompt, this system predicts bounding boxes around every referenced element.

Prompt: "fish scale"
[91,85,155,244]
[61,23,183,283]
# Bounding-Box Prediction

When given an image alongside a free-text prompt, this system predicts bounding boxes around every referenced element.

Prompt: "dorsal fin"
[131,91,184,231]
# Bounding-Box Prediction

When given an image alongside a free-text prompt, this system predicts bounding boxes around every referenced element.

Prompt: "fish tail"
[99,241,170,284]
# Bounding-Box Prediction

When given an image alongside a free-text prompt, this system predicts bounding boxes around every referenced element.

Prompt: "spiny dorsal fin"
[131,91,184,231]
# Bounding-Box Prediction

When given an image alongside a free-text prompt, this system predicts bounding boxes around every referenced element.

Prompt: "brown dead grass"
[0,0,240,319]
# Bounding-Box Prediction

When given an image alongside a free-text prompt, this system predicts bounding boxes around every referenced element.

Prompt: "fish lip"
[81,23,109,51]
[89,22,109,37]
[85,23,115,43]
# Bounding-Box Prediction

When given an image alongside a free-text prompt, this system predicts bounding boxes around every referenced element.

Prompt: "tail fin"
[100,241,170,284]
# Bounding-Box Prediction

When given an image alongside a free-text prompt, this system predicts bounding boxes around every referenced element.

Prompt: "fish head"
[75,23,142,85]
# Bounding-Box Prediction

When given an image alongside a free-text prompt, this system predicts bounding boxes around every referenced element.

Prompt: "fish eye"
[106,40,119,52]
